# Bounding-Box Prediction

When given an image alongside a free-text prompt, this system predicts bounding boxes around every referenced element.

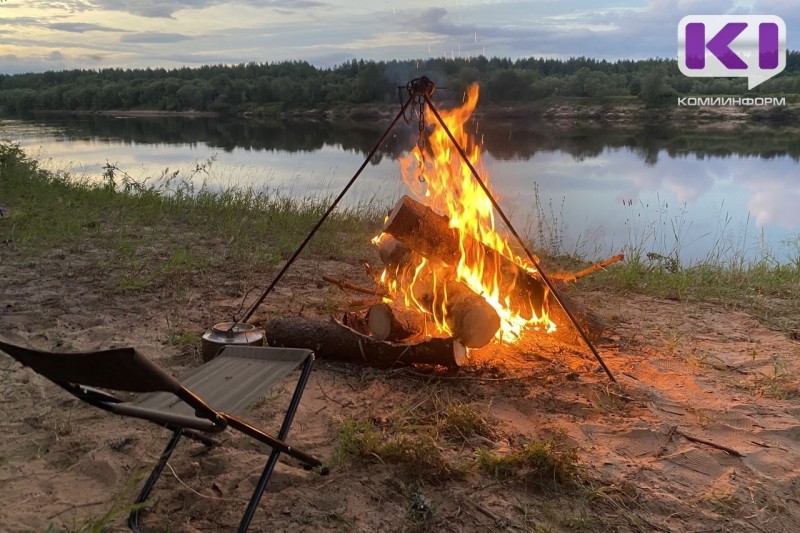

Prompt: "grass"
[475,440,579,487]
[521,186,800,335]
[56,469,148,533]
[331,384,581,492]
[0,141,385,300]
[4,139,799,317]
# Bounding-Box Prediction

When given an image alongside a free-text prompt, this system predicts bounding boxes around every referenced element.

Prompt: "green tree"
[639,67,671,106]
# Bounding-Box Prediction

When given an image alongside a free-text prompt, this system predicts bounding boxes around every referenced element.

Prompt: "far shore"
[7,97,800,132]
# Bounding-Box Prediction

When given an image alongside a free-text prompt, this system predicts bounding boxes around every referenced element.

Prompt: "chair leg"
[128,428,184,533]
[237,354,315,532]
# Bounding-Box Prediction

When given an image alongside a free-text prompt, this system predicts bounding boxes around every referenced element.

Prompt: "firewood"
[547,280,605,344]
[367,302,428,342]
[408,276,501,349]
[374,233,501,348]
[321,275,386,296]
[382,195,605,344]
[383,195,462,265]
[375,232,415,271]
[265,316,467,368]
[383,195,547,320]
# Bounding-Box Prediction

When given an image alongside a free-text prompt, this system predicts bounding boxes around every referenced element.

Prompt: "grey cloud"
[0,17,44,27]
[385,0,788,61]
[24,1,94,12]
[410,7,477,37]
[121,32,194,44]
[91,0,326,18]
[161,52,243,65]
[49,22,121,33]
[83,53,109,62]
[46,50,65,60]
[265,0,326,8]
[88,0,217,18]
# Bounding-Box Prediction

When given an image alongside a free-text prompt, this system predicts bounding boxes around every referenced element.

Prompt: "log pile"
[377,196,606,346]
[266,194,617,369]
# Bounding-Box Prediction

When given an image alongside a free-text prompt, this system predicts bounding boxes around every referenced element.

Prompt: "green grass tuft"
[475,440,580,487]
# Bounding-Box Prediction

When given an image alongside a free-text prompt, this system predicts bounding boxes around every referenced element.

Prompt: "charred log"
[373,233,501,348]
[367,302,428,342]
[382,195,604,344]
[266,316,467,368]
[383,195,547,320]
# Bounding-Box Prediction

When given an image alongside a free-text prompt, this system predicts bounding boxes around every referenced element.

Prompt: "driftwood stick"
[553,254,625,282]
[322,275,386,297]
[348,298,383,310]
[676,429,745,457]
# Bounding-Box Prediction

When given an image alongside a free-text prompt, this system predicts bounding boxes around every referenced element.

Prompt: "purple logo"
[678,16,786,89]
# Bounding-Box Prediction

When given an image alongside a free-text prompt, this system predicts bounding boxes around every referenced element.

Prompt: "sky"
[0,0,797,74]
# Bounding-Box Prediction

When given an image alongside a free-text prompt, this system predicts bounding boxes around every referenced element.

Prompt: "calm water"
[2,112,799,264]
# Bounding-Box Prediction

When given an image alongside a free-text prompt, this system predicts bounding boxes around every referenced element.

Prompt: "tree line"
[1,54,799,114]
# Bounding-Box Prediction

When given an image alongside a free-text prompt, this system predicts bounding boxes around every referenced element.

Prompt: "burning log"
[383,195,547,321]
[382,195,605,343]
[373,233,501,348]
[408,277,501,348]
[367,302,428,342]
[265,316,467,368]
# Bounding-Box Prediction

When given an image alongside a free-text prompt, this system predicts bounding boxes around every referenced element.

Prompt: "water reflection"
[1,112,798,263]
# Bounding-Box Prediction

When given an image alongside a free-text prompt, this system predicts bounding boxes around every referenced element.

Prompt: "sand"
[1,243,799,532]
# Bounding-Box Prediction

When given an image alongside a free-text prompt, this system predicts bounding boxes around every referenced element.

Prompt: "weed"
[702,487,743,517]
[475,440,579,487]
[334,417,382,460]
[0,141,384,293]
[334,417,451,478]
[58,468,147,532]
[754,361,798,400]
[439,401,495,442]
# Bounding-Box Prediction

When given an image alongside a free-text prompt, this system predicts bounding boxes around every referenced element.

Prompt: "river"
[2,112,799,264]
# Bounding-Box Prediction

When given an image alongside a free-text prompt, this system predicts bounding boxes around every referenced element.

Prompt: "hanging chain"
[398,76,436,182]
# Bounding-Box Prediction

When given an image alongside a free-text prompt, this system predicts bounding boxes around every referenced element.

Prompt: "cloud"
[48,22,121,33]
[88,0,215,18]
[24,1,95,13]
[0,52,66,74]
[0,17,43,27]
[748,186,800,228]
[90,0,326,18]
[121,32,194,44]
[46,50,65,61]
[409,7,476,37]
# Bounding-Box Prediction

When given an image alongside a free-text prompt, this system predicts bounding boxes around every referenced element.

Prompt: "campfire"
[370,83,555,350]
[265,81,613,371]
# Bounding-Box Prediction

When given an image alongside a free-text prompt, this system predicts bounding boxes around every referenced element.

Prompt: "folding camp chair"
[0,338,323,532]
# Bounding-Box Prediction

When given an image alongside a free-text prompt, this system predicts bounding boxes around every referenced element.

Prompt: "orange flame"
[377,83,554,343]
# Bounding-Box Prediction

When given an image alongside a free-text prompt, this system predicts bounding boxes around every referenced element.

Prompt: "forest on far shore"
[1,54,799,115]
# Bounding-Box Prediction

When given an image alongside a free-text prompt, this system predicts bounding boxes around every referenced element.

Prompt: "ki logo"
[678,15,786,90]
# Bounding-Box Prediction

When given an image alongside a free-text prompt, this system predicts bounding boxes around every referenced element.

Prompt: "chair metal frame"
[0,339,323,532]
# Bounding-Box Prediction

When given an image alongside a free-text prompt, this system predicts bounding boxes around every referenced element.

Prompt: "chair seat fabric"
[131,346,310,417]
